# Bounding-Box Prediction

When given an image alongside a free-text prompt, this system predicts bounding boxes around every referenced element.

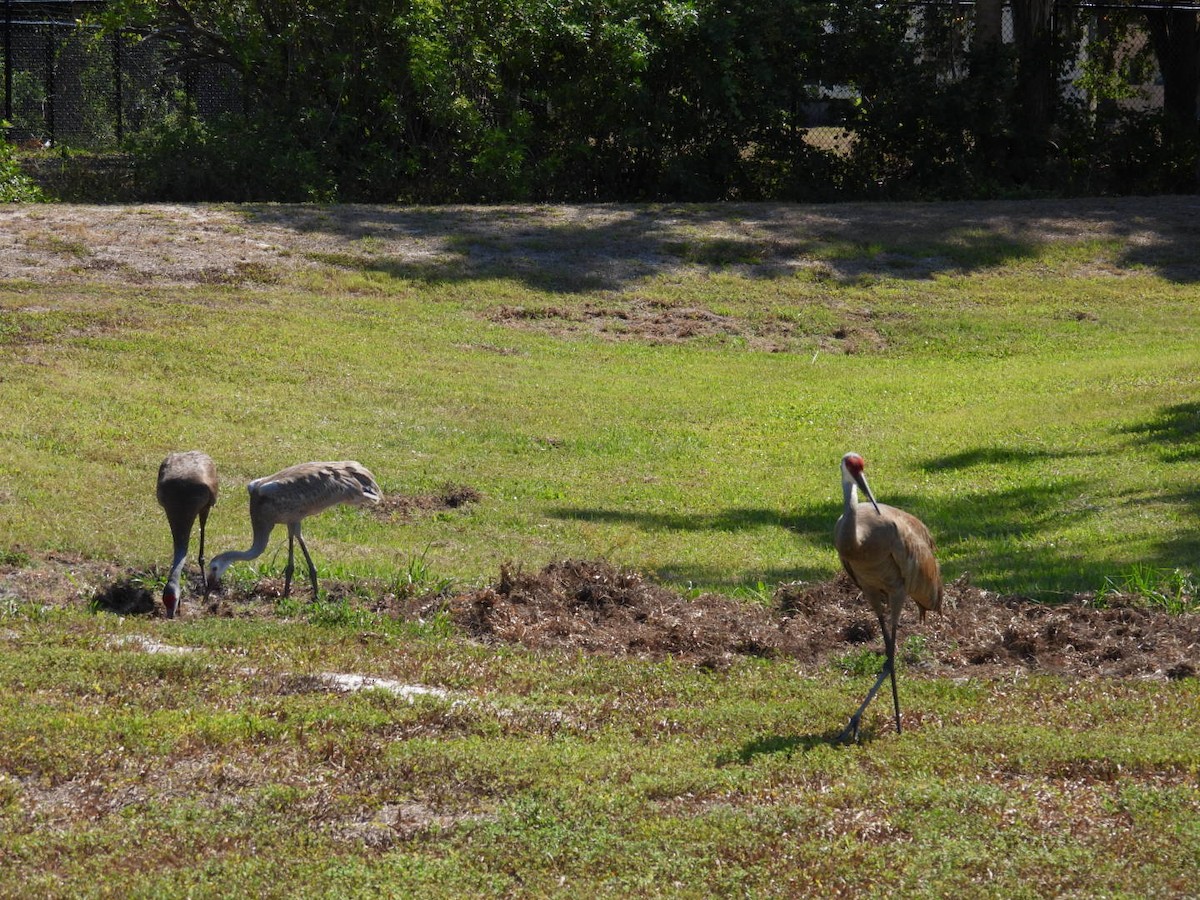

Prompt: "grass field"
[0,198,1198,896]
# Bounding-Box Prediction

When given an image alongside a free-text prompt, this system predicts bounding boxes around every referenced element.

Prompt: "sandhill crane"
[834,452,942,742]
[156,451,219,619]
[207,461,382,598]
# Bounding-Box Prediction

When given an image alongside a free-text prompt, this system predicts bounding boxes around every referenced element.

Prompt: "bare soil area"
[439,560,1199,680]
[15,554,1197,681]
[6,198,1199,288]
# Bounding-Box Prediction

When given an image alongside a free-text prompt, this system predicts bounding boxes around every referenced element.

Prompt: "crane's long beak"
[854,471,882,515]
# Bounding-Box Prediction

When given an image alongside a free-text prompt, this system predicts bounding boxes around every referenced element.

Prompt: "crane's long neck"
[166,541,189,594]
[842,467,861,519]
[212,516,275,568]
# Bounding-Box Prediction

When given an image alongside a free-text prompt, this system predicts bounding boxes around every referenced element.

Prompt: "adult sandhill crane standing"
[156,451,219,619]
[206,461,382,598]
[834,452,942,742]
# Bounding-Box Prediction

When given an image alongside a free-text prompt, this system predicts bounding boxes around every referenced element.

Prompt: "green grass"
[2,214,1198,598]
[0,605,1196,897]
[1,199,1199,896]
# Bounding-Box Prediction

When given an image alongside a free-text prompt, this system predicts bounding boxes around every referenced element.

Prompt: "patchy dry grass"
[1,199,1199,895]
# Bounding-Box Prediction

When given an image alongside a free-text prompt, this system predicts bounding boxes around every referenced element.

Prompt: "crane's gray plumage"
[834,452,941,741]
[207,461,382,598]
[157,451,219,619]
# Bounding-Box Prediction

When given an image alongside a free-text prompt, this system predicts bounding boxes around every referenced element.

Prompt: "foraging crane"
[834,452,941,741]
[156,451,219,619]
[206,461,382,598]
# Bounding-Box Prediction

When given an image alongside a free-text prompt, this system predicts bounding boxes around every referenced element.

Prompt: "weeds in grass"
[0,549,31,567]
[0,596,59,622]
[902,633,931,665]
[1098,564,1198,614]
[387,547,456,599]
[731,580,774,605]
[835,648,885,677]
[835,635,931,675]
[274,595,375,628]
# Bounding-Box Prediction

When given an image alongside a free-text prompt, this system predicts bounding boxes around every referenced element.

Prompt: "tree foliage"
[97,0,1200,202]
[1,133,46,202]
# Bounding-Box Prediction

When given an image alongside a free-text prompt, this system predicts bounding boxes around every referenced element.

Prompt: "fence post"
[113,28,123,143]
[44,23,55,146]
[4,0,11,125]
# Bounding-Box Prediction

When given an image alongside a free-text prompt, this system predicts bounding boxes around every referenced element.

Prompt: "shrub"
[0,130,47,202]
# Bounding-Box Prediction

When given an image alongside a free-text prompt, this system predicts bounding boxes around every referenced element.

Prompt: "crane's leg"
[283,525,297,598]
[293,525,320,598]
[885,616,902,736]
[197,508,209,572]
[837,612,895,744]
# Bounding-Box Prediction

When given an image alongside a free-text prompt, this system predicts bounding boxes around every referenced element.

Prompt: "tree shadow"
[243,197,1200,297]
[553,426,1195,594]
[1120,401,1200,463]
[1112,200,1200,284]
[239,202,1083,296]
[1150,489,1200,571]
[548,505,828,536]
[547,504,834,588]
[550,461,1109,594]
[1118,402,1200,569]
[922,446,1070,472]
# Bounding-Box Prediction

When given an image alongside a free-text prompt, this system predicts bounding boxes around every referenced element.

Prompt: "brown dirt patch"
[372,483,482,523]
[488,299,753,347]
[5,553,1197,680]
[435,560,1200,679]
[488,299,898,352]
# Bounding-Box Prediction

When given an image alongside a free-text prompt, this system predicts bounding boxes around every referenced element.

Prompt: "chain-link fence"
[2,0,1194,201]
[2,1,1178,152]
[3,0,241,149]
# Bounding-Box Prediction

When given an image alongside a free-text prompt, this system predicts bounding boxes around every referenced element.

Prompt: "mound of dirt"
[7,552,1196,680]
[443,560,784,669]
[441,560,1200,679]
[373,483,482,523]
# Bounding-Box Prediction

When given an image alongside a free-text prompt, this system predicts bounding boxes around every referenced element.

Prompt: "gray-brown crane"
[834,452,941,742]
[156,451,219,619]
[206,461,382,598]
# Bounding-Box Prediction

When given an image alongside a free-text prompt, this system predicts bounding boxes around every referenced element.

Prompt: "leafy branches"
[90,1,1200,202]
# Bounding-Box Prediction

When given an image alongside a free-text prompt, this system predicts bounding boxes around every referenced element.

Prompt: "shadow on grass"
[548,504,834,588]
[1119,402,1200,572]
[551,424,1199,594]
[549,505,828,536]
[922,446,1071,471]
[550,466,1111,595]
[245,198,1200,296]
[717,728,875,765]
[1121,401,1200,463]
[241,204,1054,295]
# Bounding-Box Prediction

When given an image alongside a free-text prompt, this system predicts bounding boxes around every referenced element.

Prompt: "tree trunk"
[1144,8,1200,135]
[1011,0,1056,147]
[972,0,1004,57]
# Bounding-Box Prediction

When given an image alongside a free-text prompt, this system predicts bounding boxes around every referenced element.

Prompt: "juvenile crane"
[207,461,382,598]
[834,452,941,742]
[156,450,219,619]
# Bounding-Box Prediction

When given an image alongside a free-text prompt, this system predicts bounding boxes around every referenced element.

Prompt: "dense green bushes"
[95,0,1198,202]
[1,130,46,202]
